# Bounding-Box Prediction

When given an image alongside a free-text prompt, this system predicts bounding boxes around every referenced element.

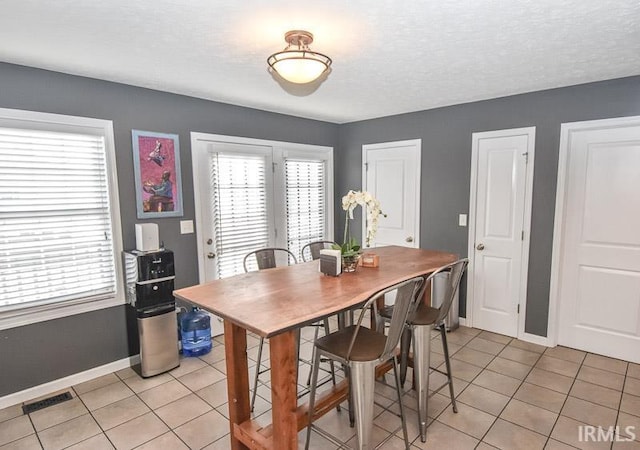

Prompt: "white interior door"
[553,117,640,363]
[362,140,421,248]
[469,128,535,338]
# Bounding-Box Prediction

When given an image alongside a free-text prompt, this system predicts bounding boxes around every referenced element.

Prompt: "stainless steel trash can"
[138,304,180,377]
[431,270,459,331]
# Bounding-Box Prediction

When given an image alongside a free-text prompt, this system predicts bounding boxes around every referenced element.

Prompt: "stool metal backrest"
[300,240,338,262]
[424,258,468,325]
[242,247,297,272]
[348,276,426,363]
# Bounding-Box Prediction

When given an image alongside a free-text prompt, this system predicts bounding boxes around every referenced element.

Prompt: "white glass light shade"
[268,50,331,84]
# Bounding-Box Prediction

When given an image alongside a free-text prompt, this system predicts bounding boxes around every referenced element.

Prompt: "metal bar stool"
[300,240,340,387]
[243,247,298,412]
[305,276,426,450]
[379,258,468,443]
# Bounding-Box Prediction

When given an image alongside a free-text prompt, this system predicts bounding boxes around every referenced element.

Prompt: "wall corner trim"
[0,355,140,410]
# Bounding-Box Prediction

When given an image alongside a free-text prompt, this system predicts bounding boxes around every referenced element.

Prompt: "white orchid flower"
[340,190,385,248]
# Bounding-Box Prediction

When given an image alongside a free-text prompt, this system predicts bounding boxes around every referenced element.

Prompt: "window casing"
[0,108,124,330]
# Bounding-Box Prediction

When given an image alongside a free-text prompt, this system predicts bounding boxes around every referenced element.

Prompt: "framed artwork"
[132,130,183,218]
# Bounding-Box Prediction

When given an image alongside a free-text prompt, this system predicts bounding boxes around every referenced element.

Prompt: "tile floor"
[1,325,639,450]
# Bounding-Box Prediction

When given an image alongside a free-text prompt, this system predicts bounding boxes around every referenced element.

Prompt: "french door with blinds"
[191,133,333,282]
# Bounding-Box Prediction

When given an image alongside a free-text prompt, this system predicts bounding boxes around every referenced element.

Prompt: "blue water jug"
[180,307,212,357]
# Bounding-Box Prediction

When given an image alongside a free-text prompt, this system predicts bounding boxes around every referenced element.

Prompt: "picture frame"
[132,130,183,219]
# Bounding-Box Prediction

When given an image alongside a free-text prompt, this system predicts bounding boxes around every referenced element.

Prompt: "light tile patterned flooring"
[1,325,639,449]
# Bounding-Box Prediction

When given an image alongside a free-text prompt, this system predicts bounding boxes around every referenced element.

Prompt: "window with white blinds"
[209,152,270,279]
[285,159,326,260]
[0,109,123,329]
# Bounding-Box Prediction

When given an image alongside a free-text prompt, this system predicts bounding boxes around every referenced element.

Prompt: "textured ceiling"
[0,0,639,123]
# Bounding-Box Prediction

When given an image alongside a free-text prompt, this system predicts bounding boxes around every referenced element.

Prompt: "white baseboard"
[0,355,140,410]
[458,317,467,327]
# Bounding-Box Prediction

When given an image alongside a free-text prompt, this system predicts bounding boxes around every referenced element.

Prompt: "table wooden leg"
[270,330,298,450]
[224,320,250,450]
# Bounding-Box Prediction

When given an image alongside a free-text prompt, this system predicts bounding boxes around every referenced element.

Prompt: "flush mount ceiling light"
[267,30,332,84]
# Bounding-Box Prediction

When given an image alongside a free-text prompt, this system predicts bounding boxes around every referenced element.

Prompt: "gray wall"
[2,60,639,397]
[336,76,640,336]
[0,62,338,397]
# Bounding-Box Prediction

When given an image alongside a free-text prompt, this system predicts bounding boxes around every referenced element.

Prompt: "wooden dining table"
[173,246,457,450]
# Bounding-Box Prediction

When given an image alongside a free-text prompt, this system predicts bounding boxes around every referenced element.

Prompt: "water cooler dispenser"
[124,249,180,377]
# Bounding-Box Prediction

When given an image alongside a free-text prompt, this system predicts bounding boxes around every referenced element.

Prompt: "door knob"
[476,243,485,251]
[207,252,216,259]
[405,236,414,243]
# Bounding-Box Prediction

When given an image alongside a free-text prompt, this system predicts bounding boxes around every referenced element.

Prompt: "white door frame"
[547,115,640,347]
[466,127,537,342]
[361,139,422,247]
[190,132,334,283]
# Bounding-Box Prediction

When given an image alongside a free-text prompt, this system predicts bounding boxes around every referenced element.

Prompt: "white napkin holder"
[319,249,342,277]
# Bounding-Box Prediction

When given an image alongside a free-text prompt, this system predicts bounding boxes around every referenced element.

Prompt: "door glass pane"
[285,159,326,260]
[209,153,269,278]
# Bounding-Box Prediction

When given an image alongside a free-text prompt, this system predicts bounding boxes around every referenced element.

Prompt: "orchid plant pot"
[341,254,360,273]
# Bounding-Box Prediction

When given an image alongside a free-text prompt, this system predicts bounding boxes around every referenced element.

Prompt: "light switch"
[458,214,467,227]
[180,220,194,234]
